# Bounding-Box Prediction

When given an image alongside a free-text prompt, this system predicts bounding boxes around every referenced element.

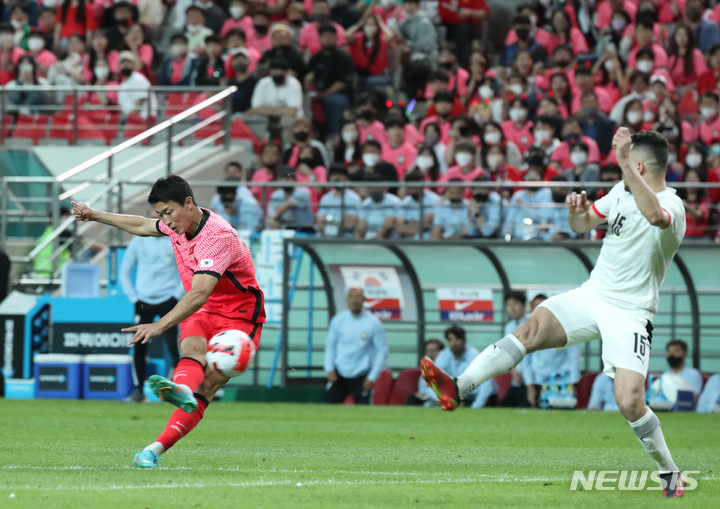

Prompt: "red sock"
[173,357,205,392]
[156,394,208,451]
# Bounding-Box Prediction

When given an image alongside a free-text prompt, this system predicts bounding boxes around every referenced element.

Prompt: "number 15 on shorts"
[634,332,650,364]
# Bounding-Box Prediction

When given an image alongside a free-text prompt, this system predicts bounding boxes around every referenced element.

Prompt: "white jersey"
[583,182,686,315]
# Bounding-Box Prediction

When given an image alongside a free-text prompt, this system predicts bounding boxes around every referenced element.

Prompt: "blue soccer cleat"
[148,375,198,413]
[132,450,162,468]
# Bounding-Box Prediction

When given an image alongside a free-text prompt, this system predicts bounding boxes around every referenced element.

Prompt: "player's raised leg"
[614,368,685,498]
[421,306,567,410]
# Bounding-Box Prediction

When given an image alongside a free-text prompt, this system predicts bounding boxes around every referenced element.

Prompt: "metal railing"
[3,86,238,279]
[0,85,236,146]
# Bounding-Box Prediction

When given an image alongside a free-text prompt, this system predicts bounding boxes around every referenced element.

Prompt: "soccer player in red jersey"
[71,175,265,468]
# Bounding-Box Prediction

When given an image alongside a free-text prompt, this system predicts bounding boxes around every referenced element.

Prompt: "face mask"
[479,85,494,100]
[611,18,627,31]
[362,153,380,167]
[294,131,309,142]
[484,131,501,145]
[416,155,434,170]
[170,44,187,58]
[509,84,523,96]
[272,74,285,85]
[626,111,642,124]
[229,6,244,18]
[685,153,702,168]
[370,191,384,202]
[570,151,588,166]
[425,133,438,146]
[364,26,378,37]
[234,62,248,73]
[515,27,530,40]
[509,108,527,122]
[637,60,653,73]
[94,66,109,80]
[342,130,358,143]
[643,110,654,123]
[28,38,44,52]
[701,107,717,120]
[186,24,202,34]
[534,129,551,144]
[455,152,473,167]
[121,68,133,78]
[10,20,25,30]
[666,355,683,369]
[486,153,503,170]
[254,24,269,35]
[604,60,617,72]
[667,152,677,164]
[583,106,598,118]
[18,62,33,73]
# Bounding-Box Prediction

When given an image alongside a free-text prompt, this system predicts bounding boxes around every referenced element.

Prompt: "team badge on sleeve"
[199,259,214,268]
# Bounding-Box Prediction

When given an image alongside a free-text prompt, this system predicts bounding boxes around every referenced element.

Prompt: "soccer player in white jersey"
[420,128,689,498]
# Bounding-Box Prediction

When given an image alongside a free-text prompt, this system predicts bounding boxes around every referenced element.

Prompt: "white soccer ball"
[207,330,256,378]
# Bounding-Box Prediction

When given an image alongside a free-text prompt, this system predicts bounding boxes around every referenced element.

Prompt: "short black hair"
[171,33,188,44]
[278,165,296,179]
[425,338,444,350]
[666,339,688,353]
[270,58,290,71]
[366,171,385,183]
[328,163,349,178]
[225,28,246,40]
[363,139,382,152]
[185,5,204,16]
[434,90,455,104]
[318,24,337,36]
[217,178,239,195]
[532,293,548,302]
[384,115,405,130]
[636,47,655,61]
[444,325,466,341]
[429,70,450,83]
[630,130,669,173]
[148,175,195,206]
[504,290,527,306]
[513,14,531,25]
[205,34,222,45]
[404,170,424,183]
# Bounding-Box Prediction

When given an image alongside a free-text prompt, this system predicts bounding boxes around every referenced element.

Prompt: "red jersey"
[156,208,265,324]
[438,0,489,25]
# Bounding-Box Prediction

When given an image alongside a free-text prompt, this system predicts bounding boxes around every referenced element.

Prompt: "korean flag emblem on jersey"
[199,259,214,268]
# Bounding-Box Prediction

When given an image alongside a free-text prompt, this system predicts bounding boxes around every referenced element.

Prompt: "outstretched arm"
[612,127,670,228]
[72,201,163,237]
[123,273,218,344]
[566,191,606,234]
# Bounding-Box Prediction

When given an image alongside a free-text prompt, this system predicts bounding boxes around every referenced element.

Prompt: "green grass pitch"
[0,400,717,508]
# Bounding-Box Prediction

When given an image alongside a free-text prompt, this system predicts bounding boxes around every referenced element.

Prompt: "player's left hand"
[123,321,166,345]
[363,378,375,392]
[612,127,633,162]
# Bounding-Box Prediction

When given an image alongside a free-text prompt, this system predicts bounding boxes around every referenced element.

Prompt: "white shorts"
[538,287,655,379]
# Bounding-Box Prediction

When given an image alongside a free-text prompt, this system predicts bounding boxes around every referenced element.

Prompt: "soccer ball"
[207,330,256,378]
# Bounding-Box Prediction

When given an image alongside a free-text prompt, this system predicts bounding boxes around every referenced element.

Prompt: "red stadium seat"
[230,118,261,152]
[163,91,197,118]
[372,368,394,405]
[12,114,50,144]
[123,114,154,144]
[576,371,599,409]
[494,372,513,406]
[388,368,421,406]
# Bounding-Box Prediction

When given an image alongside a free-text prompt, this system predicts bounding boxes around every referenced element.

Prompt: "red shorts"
[180,311,262,350]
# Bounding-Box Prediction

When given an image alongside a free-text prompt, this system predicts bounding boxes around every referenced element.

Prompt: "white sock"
[144,442,165,457]
[456,335,527,400]
[629,408,678,473]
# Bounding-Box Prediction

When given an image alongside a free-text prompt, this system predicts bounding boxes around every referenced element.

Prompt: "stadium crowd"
[4,0,720,239]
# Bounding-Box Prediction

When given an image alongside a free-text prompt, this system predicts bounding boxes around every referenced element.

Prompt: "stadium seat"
[12,114,50,145]
[388,368,421,406]
[494,372,513,406]
[576,371,600,409]
[372,368,394,405]
[2,114,11,138]
[163,91,197,118]
[123,114,154,144]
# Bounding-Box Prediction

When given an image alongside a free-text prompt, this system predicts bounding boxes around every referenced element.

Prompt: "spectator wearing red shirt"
[55,0,97,49]
[86,29,118,82]
[118,24,154,81]
[221,0,253,39]
[627,20,668,69]
[158,34,201,86]
[501,97,534,155]
[438,0,490,62]
[298,0,346,57]
[438,139,485,194]
[382,116,418,180]
[697,44,720,95]
[25,32,56,78]
[695,92,720,146]
[596,0,637,30]
[407,145,442,186]
[667,24,708,87]
[246,10,273,55]
[356,98,389,145]
[480,121,524,169]
[345,12,391,93]
[481,143,522,187]
[680,169,713,239]
[424,71,465,116]
[545,8,588,57]
[251,142,283,206]
[548,71,573,120]
[505,3,551,49]
[571,67,613,114]
[419,90,455,146]
[224,29,261,81]
[80,55,118,121]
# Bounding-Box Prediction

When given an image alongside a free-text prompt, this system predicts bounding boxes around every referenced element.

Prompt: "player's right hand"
[566,191,590,215]
[71,201,95,222]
